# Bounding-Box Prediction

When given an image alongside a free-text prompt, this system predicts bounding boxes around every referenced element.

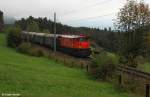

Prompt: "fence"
[117,66,150,97]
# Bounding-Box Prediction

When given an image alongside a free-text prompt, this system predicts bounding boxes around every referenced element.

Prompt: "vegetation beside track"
[140,62,150,73]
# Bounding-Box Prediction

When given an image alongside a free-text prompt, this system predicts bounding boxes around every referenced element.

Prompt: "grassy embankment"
[0,33,139,97]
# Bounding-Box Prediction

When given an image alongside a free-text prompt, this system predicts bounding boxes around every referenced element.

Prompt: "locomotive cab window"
[79,37,87,42]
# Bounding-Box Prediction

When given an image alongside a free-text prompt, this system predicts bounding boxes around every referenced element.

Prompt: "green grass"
[140,62,150,73]
[0,33,139,97]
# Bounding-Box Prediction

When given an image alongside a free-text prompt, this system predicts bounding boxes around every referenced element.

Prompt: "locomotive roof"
[59,35,81,38]
[22,31,85,38]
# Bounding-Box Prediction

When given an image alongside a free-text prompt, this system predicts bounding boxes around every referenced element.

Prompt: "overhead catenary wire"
[60,0,113,16]
[59,0,122,23]
[62,12,116,23]
[58,0,125,27]
[60,12,117,28]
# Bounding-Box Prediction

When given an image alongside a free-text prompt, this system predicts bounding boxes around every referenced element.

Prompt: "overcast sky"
[0,0,150,28]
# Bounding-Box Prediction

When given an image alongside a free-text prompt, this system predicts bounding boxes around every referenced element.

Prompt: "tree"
[144,25,150,56]
[42,29,50,34]
[0,11,4,32]
[108,27,112,32]
[116,0,150,67]
[89,52,119,80]
[27,21,39,32]
[6,26,22,48]
[117,0,150,31]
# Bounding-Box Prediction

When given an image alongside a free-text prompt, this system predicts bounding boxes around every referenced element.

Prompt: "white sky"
[0,0,150,28]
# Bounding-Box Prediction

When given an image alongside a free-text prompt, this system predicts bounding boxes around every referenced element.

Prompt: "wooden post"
[71,61,74,67]
[118,74,122,85]
[146,84,149,97]
[63,59,66,64]
[81,62,83,69]
[53,12,56,53]
[27,32,30,42]
[86,65,88,72]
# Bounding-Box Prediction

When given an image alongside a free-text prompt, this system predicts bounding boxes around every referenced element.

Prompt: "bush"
[17,42,32,54]
[42,29,50,33]
[17,42,44,57]
[89,52,119,80]
[29,47,43,57]
[27,21,39,32]
[6,27,22,48]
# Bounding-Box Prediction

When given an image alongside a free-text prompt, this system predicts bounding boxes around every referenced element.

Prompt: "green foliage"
[144,26,150,56]
[6,26,22,48]
[29,47,44,57]
[0,11,4,23]
[17,42,32,54]
[89,52,119,80]
[140,62,150,73]
[93,52,119,65]
[116,0,150,67]
[117,0,150,31]
[42,29,50,33]
[27,21,39,32]
[17,42,44,57]
[0,11,4,32]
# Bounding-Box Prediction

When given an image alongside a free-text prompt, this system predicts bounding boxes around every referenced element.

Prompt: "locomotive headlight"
[79,45,82,48]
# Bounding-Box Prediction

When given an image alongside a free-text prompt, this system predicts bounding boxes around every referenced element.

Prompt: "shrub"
[89,52,119,80]
[6,27,22,48]
[42,29,50,33]
[27,21,39,32]
[17,42,32,54]
[29,47,43,57]
[17,42,44,57]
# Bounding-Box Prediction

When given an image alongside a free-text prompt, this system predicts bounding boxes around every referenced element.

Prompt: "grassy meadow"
[0,33,140,97]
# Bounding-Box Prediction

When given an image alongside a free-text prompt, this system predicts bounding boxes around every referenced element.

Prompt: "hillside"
[0,33,139,97]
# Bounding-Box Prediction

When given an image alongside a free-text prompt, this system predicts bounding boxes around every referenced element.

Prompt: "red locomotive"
[21,31,91,57]
[58,34,91,57]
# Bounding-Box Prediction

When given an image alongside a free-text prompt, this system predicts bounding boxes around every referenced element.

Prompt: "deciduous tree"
[116,0,150,67]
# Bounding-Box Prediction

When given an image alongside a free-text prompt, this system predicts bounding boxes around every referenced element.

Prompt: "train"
[21,31,91,57]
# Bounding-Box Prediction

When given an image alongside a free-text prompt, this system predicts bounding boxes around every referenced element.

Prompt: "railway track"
[117,65,150,81]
